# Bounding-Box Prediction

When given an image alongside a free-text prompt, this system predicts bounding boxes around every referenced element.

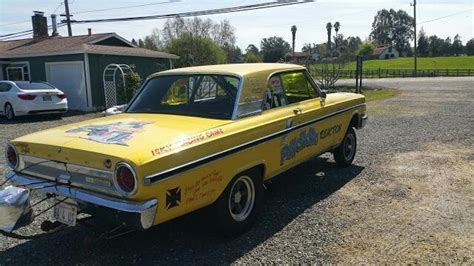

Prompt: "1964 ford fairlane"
[3,63,367,236]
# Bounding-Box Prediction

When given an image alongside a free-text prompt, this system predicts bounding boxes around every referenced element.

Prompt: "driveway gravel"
[0,77,473,264]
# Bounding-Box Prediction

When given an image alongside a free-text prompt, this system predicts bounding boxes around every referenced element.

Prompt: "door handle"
[293,108,302,115]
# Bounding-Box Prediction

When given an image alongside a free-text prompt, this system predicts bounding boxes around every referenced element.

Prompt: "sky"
[1,0,473,51]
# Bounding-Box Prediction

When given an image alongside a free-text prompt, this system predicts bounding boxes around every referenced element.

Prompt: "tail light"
[114,163,137,194]
[18,94,36,100]
[57,93,66,99]
[5,144,19,169]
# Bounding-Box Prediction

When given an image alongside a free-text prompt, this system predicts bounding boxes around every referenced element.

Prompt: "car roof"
[152,63,306,77]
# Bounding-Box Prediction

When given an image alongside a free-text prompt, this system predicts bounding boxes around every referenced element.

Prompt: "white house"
[373,46,399,60]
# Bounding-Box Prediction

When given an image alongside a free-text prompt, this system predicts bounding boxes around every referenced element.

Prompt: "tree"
[417,28,429,57]
[245,44,259,55]
[244,53,262,63]
[444,37,452,56]
[166,33,226,68]
[143,36,158,50]
[466,38,474,56]
[131,38,137,46]
[451,34,463,56]
[370,9,414,55]
[428,35,444,56]
[357,42,375,58]
[334,21,340,48]
[346,36,362,54]
[291,25,297,60]
[260,36,291,62]
[326,22,332,54]
[138,38,145,48]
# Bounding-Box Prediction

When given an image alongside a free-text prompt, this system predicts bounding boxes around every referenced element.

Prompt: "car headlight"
[5,144,19,170]
[114,162,137,195]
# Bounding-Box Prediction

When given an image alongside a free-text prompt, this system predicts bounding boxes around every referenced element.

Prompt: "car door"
[276,70,337,168]
[0,82,13,114]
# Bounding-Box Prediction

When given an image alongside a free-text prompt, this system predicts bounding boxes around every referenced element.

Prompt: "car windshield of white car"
[127,74,240,120]
[16,81,55,90]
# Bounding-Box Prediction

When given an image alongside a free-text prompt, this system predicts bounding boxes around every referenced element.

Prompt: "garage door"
[45,61,88,111]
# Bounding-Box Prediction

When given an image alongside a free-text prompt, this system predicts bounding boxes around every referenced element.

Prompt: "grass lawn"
[342,56,474,70]
[329,87,399,102]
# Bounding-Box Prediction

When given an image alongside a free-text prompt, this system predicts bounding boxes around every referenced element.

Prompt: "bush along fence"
[311,68,474,79]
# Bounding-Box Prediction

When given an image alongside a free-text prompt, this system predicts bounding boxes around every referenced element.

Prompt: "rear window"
[16,81,55,90]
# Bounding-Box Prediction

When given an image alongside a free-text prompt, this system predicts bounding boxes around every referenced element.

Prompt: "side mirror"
[320,90,327,107]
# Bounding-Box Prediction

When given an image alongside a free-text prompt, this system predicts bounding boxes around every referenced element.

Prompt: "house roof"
[0,33,179,59]
[293,52,310,58]
[373,46,393,55]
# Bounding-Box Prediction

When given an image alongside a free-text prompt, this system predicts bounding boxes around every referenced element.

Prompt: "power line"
[418,8,473,25]
[0,23,66,40]
[69,0,314,24]
[72,0,180,15]
[51,2,64,14]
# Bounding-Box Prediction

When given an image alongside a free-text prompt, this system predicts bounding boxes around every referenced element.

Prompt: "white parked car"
[0,81,68,120]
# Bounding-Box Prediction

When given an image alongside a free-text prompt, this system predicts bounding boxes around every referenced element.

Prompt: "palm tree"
[326,22,332,55]
[291,25,297,60]
[334,21,340,48]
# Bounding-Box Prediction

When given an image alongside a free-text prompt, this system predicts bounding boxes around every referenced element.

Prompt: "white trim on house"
[83,53,93,110]
[5,61,30,81]
[88,33,137,47]
[0,50,178,59]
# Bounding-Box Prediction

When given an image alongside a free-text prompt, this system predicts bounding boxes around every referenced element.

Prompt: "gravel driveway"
[1,77,473,264]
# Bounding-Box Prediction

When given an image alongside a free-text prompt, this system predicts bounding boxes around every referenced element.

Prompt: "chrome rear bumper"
[5,171,157,230]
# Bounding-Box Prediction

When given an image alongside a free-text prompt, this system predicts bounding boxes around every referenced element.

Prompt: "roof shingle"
[0,33,178,59]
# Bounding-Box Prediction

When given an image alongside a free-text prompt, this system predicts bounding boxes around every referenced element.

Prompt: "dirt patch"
[328,143,473,264]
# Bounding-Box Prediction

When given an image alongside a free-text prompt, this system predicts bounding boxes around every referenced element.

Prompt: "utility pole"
[412,0,417,76]
[64,0,72,36]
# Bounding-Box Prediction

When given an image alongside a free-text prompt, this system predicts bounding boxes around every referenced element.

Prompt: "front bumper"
[5,171,157,230]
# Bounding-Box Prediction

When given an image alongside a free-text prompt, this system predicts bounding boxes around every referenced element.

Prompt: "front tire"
[213,169,263,236]
[333,127,357,167]
[5,103,15,121]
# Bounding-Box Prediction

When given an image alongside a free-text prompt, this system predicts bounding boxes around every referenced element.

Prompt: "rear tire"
[213,169,263,236]
[333,127,357,167]
[5,103,15,121]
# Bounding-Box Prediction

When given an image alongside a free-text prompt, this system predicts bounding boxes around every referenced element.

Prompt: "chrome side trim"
[6,171,157,229]
[144,103,366,185]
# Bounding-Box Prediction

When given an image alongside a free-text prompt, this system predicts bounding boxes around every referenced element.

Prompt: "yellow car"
[3,63,367,235]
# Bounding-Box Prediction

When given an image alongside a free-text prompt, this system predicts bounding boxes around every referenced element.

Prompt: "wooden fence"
[311,68,474,79]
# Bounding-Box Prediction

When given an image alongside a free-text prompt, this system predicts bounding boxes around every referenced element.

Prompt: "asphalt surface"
[0,77,473,264]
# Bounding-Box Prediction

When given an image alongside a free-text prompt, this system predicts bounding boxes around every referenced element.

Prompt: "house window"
[6,63,30,81]
[388,47,392,53]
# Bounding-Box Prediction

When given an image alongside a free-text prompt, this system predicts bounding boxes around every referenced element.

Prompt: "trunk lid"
[12,113,230,167]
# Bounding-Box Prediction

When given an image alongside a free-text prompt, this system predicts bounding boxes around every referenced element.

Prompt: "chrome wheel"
[228,175,255,222]
[5,104,14,120]
[343,133,355,161]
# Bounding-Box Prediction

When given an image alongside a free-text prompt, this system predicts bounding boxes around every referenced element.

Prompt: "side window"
[262,74,288,110]
[161,77,190,105]
[0,83,12,92]
[280,71,317,104]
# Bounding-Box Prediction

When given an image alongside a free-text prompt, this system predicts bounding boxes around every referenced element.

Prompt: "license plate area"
[53,201,77,226]
[43,95,52,101]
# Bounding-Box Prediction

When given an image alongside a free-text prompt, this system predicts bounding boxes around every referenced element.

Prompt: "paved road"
[1,77,473,264]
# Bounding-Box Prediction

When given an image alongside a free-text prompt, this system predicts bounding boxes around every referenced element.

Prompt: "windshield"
[127,74,240,119]
[16,81,56,90]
